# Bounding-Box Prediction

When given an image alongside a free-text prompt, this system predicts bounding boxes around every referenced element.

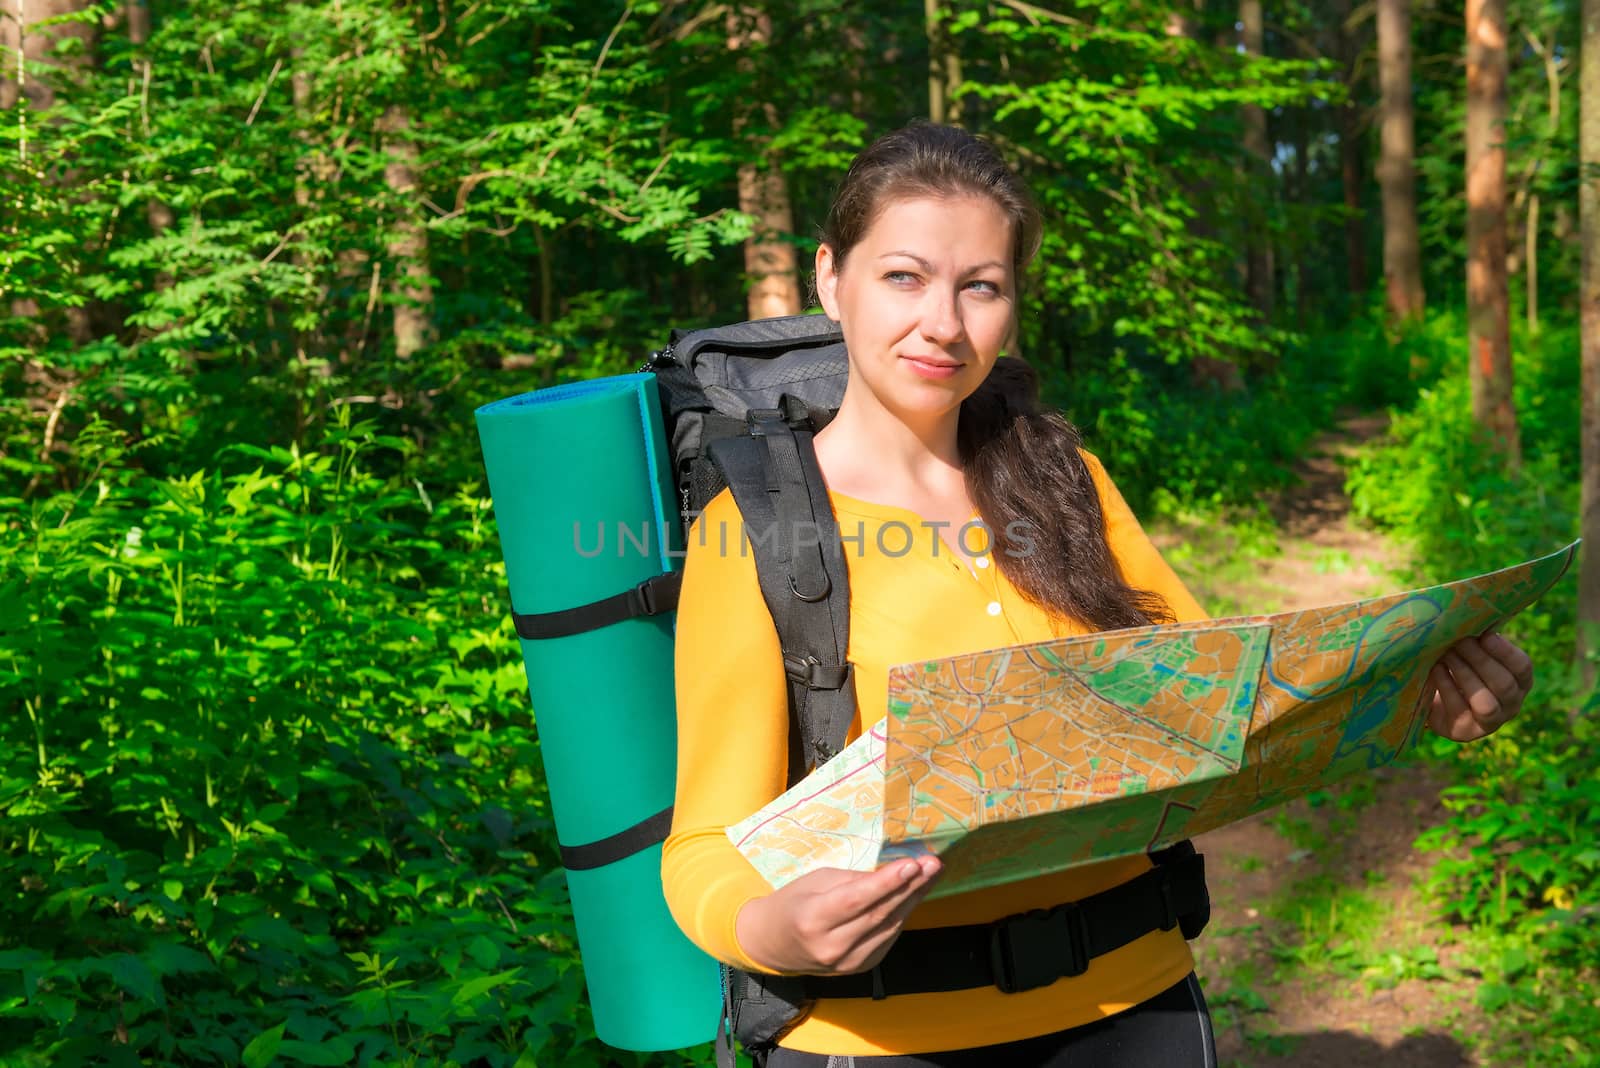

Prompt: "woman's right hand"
[734,855,943,975]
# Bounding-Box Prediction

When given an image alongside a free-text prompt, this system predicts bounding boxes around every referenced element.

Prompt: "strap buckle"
[745,408,780,436]
[782,653,848,690]
[989,902,1089,994]
[745,399,812,436]
[629,576,663,617]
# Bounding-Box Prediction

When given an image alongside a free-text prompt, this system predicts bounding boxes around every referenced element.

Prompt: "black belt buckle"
[989,902,1089,994]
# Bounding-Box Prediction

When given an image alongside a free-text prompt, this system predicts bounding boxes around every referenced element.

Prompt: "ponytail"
[960,358,1173,630]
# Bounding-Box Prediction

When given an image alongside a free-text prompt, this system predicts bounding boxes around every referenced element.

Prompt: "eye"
[884,270,918,286]
[965,279,1002,297]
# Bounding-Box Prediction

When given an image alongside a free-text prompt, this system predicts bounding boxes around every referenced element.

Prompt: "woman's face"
[816,194,1016,426]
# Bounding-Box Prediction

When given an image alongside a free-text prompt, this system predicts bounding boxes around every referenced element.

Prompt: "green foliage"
[1347,318,1581,576]
[0,414,652,1065]
[1343,310,1594,1065]
[1318,308,1459,412]
[1,0,1359,501]
[956,5,1336,371]
[1,0,1592,1060]
[1055,309,1409,518]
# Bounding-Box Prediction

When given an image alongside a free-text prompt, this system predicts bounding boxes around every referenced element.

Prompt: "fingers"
[793,857,940,973]
[1452,637,1524,705]
[1440,648,1504,723]
[1482,632,1535,692]
[1428,663,1480,741]
[1428,634,1535,742]
[830,858,940,940]
[828,858,939,935]
[840,887,936,974]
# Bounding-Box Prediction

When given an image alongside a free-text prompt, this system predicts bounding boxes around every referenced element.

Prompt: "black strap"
[708,403,856,782]
[557,805,676,871]
[790,851,1207,999]
[1149,837,1209,939]
[511,571,682,640]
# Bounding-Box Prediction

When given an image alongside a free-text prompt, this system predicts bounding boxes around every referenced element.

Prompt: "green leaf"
[106,954,163,1006]
[242,1023,285,1068]
[450,967,521,1008]
[277,1037,355,1065]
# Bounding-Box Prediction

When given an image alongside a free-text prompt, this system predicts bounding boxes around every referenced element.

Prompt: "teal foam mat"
[476,374,719,1051]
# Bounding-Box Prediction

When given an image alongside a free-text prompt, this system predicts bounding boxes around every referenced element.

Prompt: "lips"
[900,355,961,370]
[901,354,962,381]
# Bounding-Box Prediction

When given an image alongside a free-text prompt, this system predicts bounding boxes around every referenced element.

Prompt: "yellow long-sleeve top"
[662,450,1209,1056]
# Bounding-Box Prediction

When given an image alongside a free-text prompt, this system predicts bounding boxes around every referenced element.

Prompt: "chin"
[884,385,971,422]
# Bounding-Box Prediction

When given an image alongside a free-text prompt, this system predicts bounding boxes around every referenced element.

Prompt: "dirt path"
[1153,414,1483,1067]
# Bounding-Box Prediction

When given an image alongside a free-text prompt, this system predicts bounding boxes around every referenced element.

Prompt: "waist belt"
[790,849,1207,1000]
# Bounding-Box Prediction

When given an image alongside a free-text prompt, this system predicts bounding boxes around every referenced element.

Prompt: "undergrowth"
[0,412,685,1066]
[1344,312,1596,1065]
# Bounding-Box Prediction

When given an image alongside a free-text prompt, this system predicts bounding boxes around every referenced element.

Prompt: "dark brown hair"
[822,124,1172,630]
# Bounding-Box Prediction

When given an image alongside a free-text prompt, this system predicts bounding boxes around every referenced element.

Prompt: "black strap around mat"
[512,571,682,640]
[777,850,1207,999]
[558,805,676,871]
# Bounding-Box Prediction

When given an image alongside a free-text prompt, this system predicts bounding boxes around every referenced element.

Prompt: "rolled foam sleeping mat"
[475,373,720,1051]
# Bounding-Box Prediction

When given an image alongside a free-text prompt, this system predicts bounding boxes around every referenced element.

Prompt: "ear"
[815,244,842,322]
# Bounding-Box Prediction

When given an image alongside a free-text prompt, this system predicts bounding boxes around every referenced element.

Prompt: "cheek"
[843,299,916,346]
[970,304,1015,348]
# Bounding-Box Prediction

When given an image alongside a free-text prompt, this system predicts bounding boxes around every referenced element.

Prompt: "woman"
[661,124,1533,1067]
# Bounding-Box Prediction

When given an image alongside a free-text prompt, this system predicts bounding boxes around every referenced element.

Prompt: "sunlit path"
[1155,414,1486,1068]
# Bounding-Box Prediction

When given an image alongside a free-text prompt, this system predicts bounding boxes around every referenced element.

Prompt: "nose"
[918,286,966,347]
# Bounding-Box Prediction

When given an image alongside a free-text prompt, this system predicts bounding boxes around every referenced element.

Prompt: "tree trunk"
[945,40,963,127]
[1465,0,1519,464]
[1377,0,1425,321]
[1579,0,1600,687]
[125,0,149,43]
[1166,1,1241,391]
[378,104,434,360]
[0,2,14,110]
[737,157,800,320]
[1240,0,1274,321]
[728,8,800,320]
[1334,0,1368,297]
[1522,31,1566,337]
[0,0,93,111]
[1293,100,1310,327]
[1526,193,1538,335]
[532,221,554,328]
[127,0,174,288]
[924,0,961,126]
[1339,102,1369,298]
[3,0,93,340]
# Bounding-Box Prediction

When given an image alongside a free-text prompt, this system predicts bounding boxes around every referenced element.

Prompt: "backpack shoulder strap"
[707,401,855,784]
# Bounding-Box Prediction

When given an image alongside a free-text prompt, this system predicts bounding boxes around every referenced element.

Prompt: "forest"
[0,0,1596,1064]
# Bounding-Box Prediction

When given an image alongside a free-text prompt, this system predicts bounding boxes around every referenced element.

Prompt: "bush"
[0,413,649,1066]
[1045,332,1341,518]
[1342,312,1595,1064]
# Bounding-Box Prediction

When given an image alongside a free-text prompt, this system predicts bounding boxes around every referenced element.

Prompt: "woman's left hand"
[1425,633,1535,742]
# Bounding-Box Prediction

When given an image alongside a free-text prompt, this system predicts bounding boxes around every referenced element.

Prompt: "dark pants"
[765,973,1216,1068]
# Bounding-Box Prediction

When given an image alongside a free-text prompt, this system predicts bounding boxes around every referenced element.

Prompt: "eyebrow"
[879,251,1008,274]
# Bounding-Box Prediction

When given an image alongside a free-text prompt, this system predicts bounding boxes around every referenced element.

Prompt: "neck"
[815,378,966,497]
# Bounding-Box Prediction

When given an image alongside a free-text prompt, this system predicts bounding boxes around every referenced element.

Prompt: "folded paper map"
[728,542,1578,900]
